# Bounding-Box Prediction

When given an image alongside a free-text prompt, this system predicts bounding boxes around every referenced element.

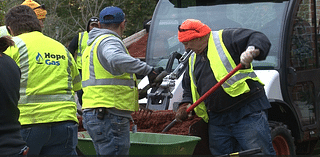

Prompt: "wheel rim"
[272,135,290,155]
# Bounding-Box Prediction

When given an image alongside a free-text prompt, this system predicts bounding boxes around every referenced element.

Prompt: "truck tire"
[269,121,296,155]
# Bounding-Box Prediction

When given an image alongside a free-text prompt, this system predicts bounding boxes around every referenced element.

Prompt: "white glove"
[240,46,260,68]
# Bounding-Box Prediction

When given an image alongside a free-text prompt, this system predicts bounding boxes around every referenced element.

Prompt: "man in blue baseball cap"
[81,6,163,155]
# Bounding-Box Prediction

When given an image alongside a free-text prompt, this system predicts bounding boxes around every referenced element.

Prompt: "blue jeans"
[20,121,78,155]
[82,109,130,155]
[208,110,276,156]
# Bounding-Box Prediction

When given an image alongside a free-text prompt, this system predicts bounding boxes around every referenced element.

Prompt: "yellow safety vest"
[4,31,82,125]
[0,26,10,37]
[81,34,139,111]
[76,31,89,69]
[189,30,263,123]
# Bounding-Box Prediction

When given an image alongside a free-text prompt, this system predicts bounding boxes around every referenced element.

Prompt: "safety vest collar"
[83,34,136,88]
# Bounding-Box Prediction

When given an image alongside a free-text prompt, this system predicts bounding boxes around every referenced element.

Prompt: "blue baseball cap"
[99,6,125,24]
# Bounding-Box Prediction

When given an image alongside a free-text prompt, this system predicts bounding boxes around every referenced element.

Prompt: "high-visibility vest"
[76,31,89,69]
[189,30,263,122]
[0,26,9,37]
[81,34,139,111]
[4,31,82,125]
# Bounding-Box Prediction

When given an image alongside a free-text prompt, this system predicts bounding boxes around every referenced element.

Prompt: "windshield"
[146,0,288,70]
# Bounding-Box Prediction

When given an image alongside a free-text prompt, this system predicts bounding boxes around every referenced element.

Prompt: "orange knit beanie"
[178,19,211,42]
[21,0,47,20]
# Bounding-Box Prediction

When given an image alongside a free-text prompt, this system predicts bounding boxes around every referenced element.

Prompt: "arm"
[67,48,82,92]
[68,34,79,57]
[225,28,271,61]
[181,65,193,104]
[97,37,152,76]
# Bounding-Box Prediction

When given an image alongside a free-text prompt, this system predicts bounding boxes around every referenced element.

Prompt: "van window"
[289,0,316,125]
[146,0,288,70]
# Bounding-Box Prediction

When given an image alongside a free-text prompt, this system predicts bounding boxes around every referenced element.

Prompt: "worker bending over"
[175,19,276,155]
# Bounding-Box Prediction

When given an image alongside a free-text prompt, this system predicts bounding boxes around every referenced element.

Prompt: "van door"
[287,0,318,134]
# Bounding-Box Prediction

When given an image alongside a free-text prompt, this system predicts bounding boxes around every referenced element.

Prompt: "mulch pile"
[127,33,148,59]
[130,110,201,135]
[78,110,201,135]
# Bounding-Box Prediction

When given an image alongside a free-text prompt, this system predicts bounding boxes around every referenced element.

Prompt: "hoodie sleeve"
[97,36,153,76]
[181,65,193,104]
[222,28,271,63]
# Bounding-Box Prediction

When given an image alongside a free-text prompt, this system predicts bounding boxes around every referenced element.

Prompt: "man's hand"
[147,67,164,86]
[175,103,190,122]
[240,46,260,68]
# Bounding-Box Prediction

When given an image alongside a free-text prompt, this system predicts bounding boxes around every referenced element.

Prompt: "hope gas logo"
[36,52,66,66]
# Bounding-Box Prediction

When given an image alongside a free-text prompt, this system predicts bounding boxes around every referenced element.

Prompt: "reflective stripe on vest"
[76,31,88,69]
[14,37,75,104]
[82,34,138,111]
[207,30,263,97]
[9,32,78,125]
[0,26,9,37]
[189,53,209,123]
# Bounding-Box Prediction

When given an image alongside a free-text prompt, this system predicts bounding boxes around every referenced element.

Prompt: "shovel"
[162,63,243,132]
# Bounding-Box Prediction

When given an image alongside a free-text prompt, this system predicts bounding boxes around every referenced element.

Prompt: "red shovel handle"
[186,63,243,113]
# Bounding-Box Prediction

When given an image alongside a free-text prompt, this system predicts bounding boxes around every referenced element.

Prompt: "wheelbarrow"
[77,129,261,156]
[77,131,201,155]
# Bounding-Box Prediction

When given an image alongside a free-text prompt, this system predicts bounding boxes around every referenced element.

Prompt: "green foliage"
[45,0,157,46]
[1,0,157,46]
[122,0,157,37]
[0,1,6,25]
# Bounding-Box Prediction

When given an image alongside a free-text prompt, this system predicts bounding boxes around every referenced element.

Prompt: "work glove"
[138,88,147,99]
[148,67,164,87]
[240,46,260,68]
[77,115,86,132]
[175,103,190,122]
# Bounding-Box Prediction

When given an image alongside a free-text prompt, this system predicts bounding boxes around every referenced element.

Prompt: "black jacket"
[0,53,26,155]
[181,28,271,113]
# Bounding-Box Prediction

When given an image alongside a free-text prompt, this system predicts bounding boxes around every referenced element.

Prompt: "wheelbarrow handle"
[186,63,243,113]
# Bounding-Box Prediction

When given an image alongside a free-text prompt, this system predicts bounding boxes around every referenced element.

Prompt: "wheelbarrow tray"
[77,131,201,155]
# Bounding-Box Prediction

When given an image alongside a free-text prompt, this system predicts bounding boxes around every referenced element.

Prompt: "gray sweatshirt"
[86,27,152,118]
[87,27,152,76]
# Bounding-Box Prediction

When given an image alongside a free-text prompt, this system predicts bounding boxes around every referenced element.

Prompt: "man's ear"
[121,20,127,27]
[98,22,102,28]
[7,26,14,36]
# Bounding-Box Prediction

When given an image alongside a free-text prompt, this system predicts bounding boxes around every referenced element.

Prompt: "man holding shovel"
[175,19,276,155]
[81,6,163,155]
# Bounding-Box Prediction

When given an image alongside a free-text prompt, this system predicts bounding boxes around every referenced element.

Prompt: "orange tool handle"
[186,63,243,113]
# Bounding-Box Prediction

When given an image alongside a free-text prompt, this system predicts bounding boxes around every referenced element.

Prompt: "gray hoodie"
[86,27,152,118]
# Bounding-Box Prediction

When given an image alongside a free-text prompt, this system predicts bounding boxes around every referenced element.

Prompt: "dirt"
[127,33,148,59]
[78,110,201,135]
[130,110,201,135]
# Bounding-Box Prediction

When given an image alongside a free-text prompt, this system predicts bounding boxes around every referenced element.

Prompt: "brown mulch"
[130,110,201,135]
[127,33,148,59]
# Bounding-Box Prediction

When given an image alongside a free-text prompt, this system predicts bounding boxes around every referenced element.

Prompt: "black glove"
[148,67,164,86]
[138,88,147,99]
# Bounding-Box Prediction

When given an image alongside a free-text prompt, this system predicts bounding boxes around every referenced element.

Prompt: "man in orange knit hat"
[175,19,276,155]
[0,0,47,37]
